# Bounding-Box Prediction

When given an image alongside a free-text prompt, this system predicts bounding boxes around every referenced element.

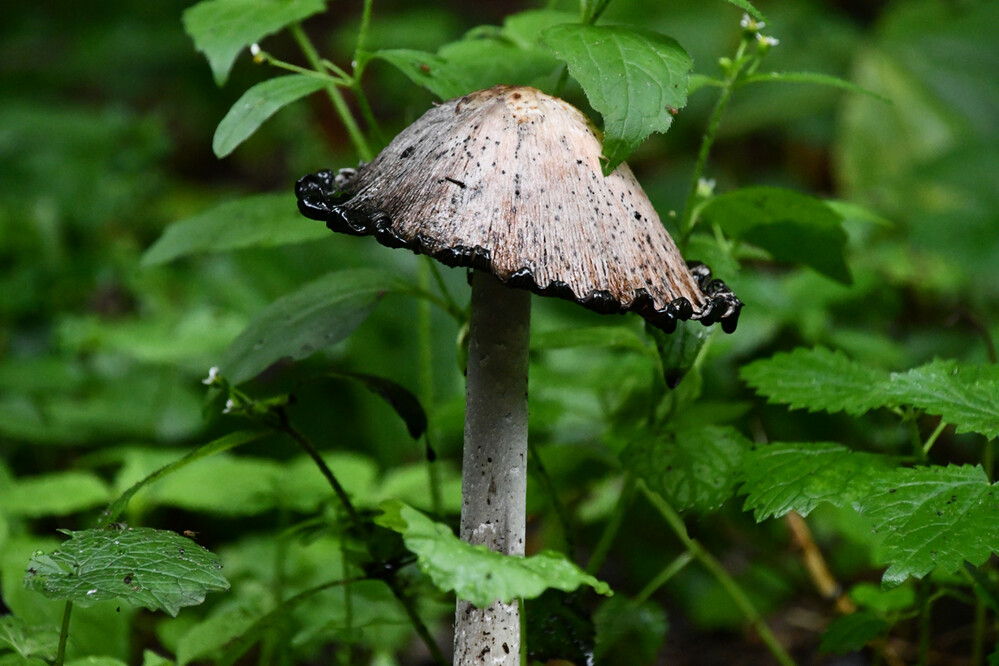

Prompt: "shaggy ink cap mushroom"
[296,85,742,334]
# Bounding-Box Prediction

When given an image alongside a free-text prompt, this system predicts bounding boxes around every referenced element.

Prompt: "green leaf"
[213,75,327,158]
[531,326,654,357]
[375,501,611,608]
[0,471,110,518]
[541,24,692,174]
[219,269,410,385]
[369,49,469,101]
[142,193,328,266]
[624,426,750,513]
[24,527,229,616]
[740,442,892,521]
[862,465,999,587]
[742,72,886,102]
[700,187,851,284]
[182,0,325,86]
[741,347,891,416]
[744,349,999,438]
[0,616,58,661]
[329,372,427,439]
[887,360,999,439]
[103,431,266,525]
[818,611,887,654]
[593,597,668,665]
[849,582,915,614]
[723,0,766,22]
[647,320,710,389]
[501,9,576,50]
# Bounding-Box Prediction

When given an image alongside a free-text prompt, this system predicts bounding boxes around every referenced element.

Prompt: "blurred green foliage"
[2,0,998,664]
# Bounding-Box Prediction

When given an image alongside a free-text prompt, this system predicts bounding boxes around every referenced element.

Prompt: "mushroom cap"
[296,85,741,333]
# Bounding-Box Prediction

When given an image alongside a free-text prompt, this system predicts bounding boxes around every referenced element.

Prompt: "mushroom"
[296,85,741,664]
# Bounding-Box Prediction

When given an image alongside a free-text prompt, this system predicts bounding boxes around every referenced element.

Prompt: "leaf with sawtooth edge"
[887,359,999,439]
[375,501,611,608]
[743,348,999,438]
[741,347,890,416]
[819,611,887,654]
[863,465,999,587]
[24,527,229,616]
[542,24,692,174]
[623,426,750,513]
[740,442,892,521]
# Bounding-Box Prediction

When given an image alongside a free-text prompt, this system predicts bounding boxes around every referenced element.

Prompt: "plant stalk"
[454,270,531,666]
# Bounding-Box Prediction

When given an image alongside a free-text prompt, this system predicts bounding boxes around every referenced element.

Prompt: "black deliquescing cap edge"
[295,169,743,334]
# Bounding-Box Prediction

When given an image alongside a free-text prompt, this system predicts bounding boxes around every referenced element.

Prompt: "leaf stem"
[679,38,749,243]
[289,23,373,161]
[586,475,635,575]
[634,551,694,605]
[55,601,72,666]
[921,419,948,456]
[641,483,796,666]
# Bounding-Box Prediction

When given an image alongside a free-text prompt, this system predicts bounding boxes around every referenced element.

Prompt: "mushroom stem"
[454,270,531,665]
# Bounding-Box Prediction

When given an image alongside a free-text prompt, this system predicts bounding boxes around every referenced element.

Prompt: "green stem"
[917,581,932,666]
[55,601,72,666]
[921,419,948,456]
[289,23,373,161]
[417,258,443,516]
[679,40,748,243]
[972,593,986,666]
[586,475,635,575]
[528,444,576,557]
[641,484,796,666]
[634,551,694,605]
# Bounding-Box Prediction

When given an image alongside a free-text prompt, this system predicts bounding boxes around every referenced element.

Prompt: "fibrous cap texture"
[297,85,741,333]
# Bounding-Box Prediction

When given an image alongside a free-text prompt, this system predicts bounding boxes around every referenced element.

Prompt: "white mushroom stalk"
[296,85,743,665]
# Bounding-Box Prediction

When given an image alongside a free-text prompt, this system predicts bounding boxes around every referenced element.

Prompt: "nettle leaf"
[375,501,611,608]
[593,597,668,665]
[183,0,325,86]
[219,268,411,385]
[647,319,710,389]
[0,471,110,518]
[624,426,750,513]
[531,325,654,357]
[863,465,999,587]
[741,347,891,416]
[542,24,692,174]
[819,611,887,654]
[740,442,892,521]
[142,193,327,266]
[887,360,999,439]
[701,187,851,283]
[24,527,229,616]
[214,74,327,158]
[744,348,999,438]
[368,50,469,101]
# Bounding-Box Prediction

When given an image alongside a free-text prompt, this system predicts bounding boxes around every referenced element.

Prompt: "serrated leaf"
[887,360,999,439]
[742,72,886,102]
[723,0,766,22]
[818,611,887,654]
[542,24,692,174]
[375,501,611,608]
[142,193,328,266]
[701,187,851,283]
[182,0,325,86]
[214,75,327,158]
[741,347,891,416]
[24,527,229,616]
[849,582,915,613]
[219,269,411,385]
[436,38,560,95]
[0,471,110,518]
[740,442,892,521]
[861,465,999,587]
[624,426,750,513]
[524,590,595,664]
